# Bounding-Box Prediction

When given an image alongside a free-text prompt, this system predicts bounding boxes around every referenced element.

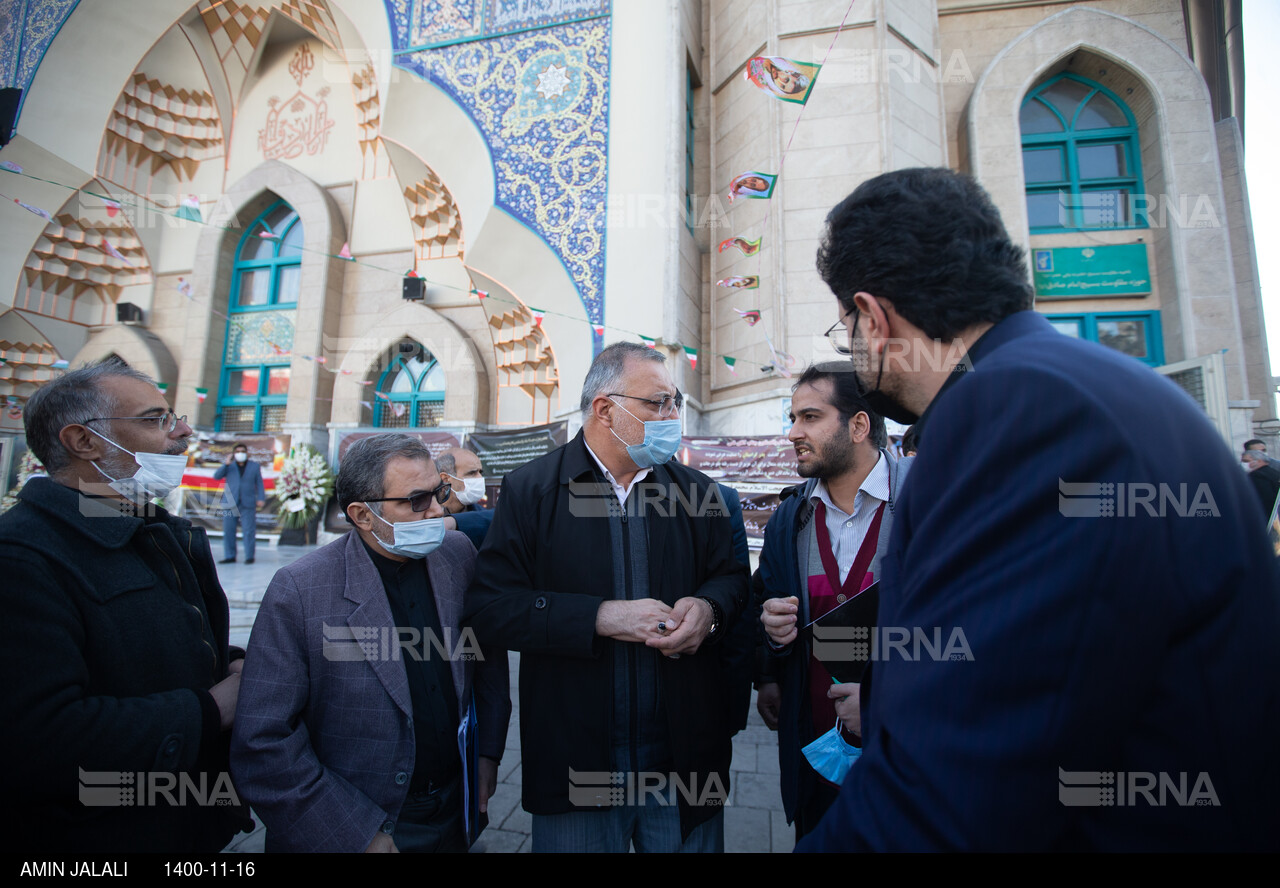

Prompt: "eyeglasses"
[85,410,187,433]
[824,308,857,356]
[608,391,684,418]
[366,482,453,513]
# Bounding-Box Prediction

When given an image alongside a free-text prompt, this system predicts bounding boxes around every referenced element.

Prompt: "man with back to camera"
[797,167,1280,851]
[464,342,748,852]
[231,433,510,852]
[213,442,265,564]
[0,356,250,853]
[757,363,909,842]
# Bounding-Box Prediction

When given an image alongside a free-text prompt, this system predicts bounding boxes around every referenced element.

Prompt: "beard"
[797,425,857,480]
[849,338,920,426]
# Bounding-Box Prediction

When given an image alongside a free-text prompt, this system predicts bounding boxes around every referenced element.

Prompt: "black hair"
[794,362,888,450]
[816,168,1033,341]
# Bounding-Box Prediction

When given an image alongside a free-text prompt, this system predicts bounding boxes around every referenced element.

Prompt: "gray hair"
[579,342,667,417]
[435,449,456,478]
[24,356,155,474]
[336,433,434,519]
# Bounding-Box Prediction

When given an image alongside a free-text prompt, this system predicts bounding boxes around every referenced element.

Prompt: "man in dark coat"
[1242,447,1280,519]
[464,342,748,852]
[0,357,250,853]
[799,167,1280,851]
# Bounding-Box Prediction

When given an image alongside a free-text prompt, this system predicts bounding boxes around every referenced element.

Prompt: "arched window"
[374,344,446,428]
[1020,74,1144,231]
[218,201,301,432]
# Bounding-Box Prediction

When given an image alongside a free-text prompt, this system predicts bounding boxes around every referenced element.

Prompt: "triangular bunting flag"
[592,324,604,336]
[156,382,169,393]
[391,402,407,418]
[471,288,488,300]
[51,359,70,370]
[338,242,353,260]
[723,356,738,375]
[100,238,133,266]
[13,197,51,221]
[639,335,656,348]
[735,308,762,326]
[177,277,195,300]
[360,401,373,411]
[176,194,202,222]
[104,199,121,217]
[683,346,698,369]
[195,387,209,402]
[530,308,545,328]
[0,160,22,174]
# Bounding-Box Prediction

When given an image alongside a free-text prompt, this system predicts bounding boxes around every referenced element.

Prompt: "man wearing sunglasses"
[0,356,251,853]
[465,342,748,852]
[797,168,1280,851]
[232,433,511,852]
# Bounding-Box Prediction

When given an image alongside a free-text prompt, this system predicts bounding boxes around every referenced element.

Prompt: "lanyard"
[814,498,886,600]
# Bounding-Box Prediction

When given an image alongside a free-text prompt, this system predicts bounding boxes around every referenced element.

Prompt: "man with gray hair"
[0,356,250,853]
[231,433,511,852]
[465,341,748,852]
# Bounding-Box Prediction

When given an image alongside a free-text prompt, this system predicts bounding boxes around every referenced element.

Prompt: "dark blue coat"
[798,311,1280,851]
[213,458,265,511]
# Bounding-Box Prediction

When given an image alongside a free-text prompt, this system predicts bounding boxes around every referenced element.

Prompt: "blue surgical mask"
[609,399,682,468]
[801,720,862,785]
[369,509,446,559]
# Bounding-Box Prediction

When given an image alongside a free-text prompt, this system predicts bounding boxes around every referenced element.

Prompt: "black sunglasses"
[365,482,453,513]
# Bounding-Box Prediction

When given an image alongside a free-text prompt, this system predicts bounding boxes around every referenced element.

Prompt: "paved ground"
[217,539,795,853]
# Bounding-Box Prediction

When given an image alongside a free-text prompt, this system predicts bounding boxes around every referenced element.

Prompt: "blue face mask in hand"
[609,400,682,468]
[801,719,862,785]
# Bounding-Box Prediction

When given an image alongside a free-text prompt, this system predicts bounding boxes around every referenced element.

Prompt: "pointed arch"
[179,160,347,428]
[966,5,1245,384]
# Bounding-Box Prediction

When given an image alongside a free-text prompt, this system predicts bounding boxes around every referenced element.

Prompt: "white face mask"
[88,428,187,503]
[455,476,486,506]
[234,452,248,464]
[369,509,446,559]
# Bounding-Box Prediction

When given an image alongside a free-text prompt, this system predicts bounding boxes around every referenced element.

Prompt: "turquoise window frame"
[217,201,302,432]
[372,350,447,428]
[1044,310,1164,366]
[1021,73,1146,233]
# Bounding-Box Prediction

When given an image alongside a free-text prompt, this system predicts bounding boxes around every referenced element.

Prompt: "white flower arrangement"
[0,450,47,514]
[275,444,334,529]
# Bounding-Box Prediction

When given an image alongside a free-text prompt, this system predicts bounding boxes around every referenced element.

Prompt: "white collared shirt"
[809,452,889,583]
[584,440,652,507]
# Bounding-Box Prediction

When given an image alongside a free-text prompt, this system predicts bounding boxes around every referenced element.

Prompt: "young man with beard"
[757,363,910,842]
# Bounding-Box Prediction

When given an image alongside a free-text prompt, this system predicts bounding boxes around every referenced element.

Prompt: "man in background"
[1242,447,1280,518]
[214,442,265,564]
[437,446,493,550]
